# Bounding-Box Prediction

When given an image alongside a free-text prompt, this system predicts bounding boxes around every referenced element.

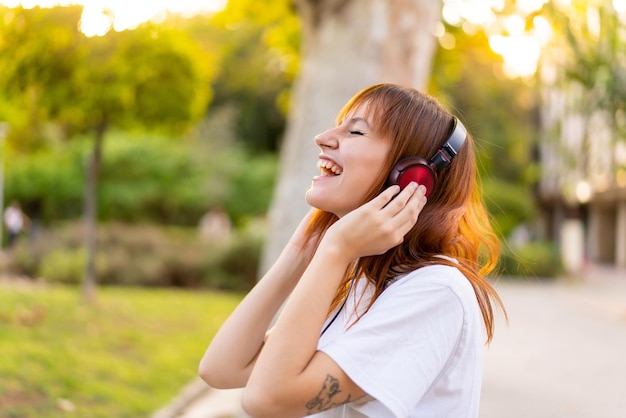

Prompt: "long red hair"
[304,84,505,342]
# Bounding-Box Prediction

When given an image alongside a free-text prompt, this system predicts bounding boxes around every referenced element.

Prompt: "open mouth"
[317,159,343,176]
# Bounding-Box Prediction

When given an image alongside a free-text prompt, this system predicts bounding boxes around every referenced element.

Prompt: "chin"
[306,191,350,217]
[304,189,333,213]
[305,188,325,210]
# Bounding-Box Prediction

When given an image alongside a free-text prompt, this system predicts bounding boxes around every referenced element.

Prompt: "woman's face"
[305,105,391,217]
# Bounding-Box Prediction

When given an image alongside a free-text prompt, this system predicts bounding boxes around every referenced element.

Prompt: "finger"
[370,184,401,210]
[383,182,422,215]
[408,185,428,212]
[388,185,427,229]
[402,194,425,227]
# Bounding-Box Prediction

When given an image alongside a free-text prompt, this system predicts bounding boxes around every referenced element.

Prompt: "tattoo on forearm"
[305,374,352,414]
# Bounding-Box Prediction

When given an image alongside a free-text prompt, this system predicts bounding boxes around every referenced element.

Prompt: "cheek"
[354,151,389,187]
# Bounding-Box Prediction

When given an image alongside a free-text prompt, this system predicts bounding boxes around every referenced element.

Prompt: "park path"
[154,265,626,418]
[481,266,626,418]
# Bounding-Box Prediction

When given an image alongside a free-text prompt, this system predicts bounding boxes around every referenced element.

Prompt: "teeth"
[317,159,342,175]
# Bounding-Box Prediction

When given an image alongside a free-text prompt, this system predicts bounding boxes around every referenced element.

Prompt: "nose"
[314,127,339,149]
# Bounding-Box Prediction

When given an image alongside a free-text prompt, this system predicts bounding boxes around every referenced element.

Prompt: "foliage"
[211,0,300,89]
[0,2,300,154]
[97,133,214,225]
[482,177,536,239]
[3,131,278,226]
[499,241,563,279]
[39,247,90,285]
[0,282,242,417]
[223,153,279,226]
[0,6,85,143]
[203,0,300,152]
[540,0,626,138]
[3,144,85,221]
[0,5,218,298]
[430,24,539,183]
[0,6,213,145]
[430,24,540,238]
[5,220,265,291]
[202,220,266,291]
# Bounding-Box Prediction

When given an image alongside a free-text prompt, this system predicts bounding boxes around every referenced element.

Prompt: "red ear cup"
[387,157,437,197]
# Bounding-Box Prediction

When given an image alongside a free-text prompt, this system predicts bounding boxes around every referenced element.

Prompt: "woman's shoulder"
[391,262,475,302]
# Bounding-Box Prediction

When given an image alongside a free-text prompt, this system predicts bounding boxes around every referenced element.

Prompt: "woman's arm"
[242,183,426,417]
[198,210,318,388]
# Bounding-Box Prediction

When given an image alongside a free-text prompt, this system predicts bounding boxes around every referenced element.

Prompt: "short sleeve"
[318,267,468,418]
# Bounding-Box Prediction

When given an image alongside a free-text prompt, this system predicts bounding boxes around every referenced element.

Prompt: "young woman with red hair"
[199,83,505,418]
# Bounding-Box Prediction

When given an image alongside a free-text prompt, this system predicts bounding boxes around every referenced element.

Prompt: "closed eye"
[350,130,364,136]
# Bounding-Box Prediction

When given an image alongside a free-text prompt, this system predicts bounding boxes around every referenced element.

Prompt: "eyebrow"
[345,117,371,128]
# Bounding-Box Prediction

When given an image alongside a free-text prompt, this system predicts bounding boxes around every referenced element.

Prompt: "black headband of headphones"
[429,117,467,172]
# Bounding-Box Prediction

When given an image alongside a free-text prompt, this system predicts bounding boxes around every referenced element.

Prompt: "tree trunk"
[260,0,442,273]
[82,121,106,303]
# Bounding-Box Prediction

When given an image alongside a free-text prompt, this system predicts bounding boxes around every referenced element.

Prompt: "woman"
[199,83,505,417]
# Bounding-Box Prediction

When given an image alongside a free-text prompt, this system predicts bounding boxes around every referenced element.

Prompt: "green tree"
[0,6,84,150]
[542,0,626,139]
[0,6,213,301]
[196,0,300,153]
[430,23,538,238]
[157,4,299,155]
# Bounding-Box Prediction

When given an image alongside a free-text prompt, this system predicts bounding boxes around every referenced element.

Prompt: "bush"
[499,241,563,279]
[4,131,278,226]
[482,178,536,238]
[203,227,265,291]
[4,145,85,221]
[4,221,265,291]
[223,153,278,228]
[39,248,87,285]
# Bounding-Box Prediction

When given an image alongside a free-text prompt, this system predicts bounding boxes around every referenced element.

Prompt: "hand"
[284,208,321,265]
[321,182,427,261]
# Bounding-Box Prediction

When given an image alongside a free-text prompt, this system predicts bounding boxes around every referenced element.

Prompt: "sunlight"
[486,11,553,78]
[442,0,499,27]
[489,34,542,78]
[0,0,227,36]
[442,0,554,78]
[587,6,600,38]
[517,0,549,14]
[503,14,526,36]
[79,5,111,37]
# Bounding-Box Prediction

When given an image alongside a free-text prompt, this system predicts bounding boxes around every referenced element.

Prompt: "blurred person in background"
[199,205,232,246]
[4,201,29,250]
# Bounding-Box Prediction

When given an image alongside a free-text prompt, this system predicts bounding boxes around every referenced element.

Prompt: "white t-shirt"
[312,264,484,418]
[4,206,24,232]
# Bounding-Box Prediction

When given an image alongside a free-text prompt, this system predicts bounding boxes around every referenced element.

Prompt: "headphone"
[387,117,467,197]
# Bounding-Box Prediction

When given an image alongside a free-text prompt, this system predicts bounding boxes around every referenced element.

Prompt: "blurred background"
[0,0,624,417]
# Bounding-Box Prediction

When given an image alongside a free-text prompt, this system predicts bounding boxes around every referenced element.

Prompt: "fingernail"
[417,185,427,195]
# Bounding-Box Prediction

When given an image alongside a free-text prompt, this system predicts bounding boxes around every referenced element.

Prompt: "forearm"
[246,241,352,391]
[237,185,424,416]
[199,244,311,388]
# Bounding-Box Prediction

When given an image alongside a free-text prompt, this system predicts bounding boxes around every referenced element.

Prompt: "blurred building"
[536,64,626,271]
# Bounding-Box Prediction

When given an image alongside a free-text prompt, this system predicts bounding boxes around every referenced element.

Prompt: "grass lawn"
[0,279,243,417]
